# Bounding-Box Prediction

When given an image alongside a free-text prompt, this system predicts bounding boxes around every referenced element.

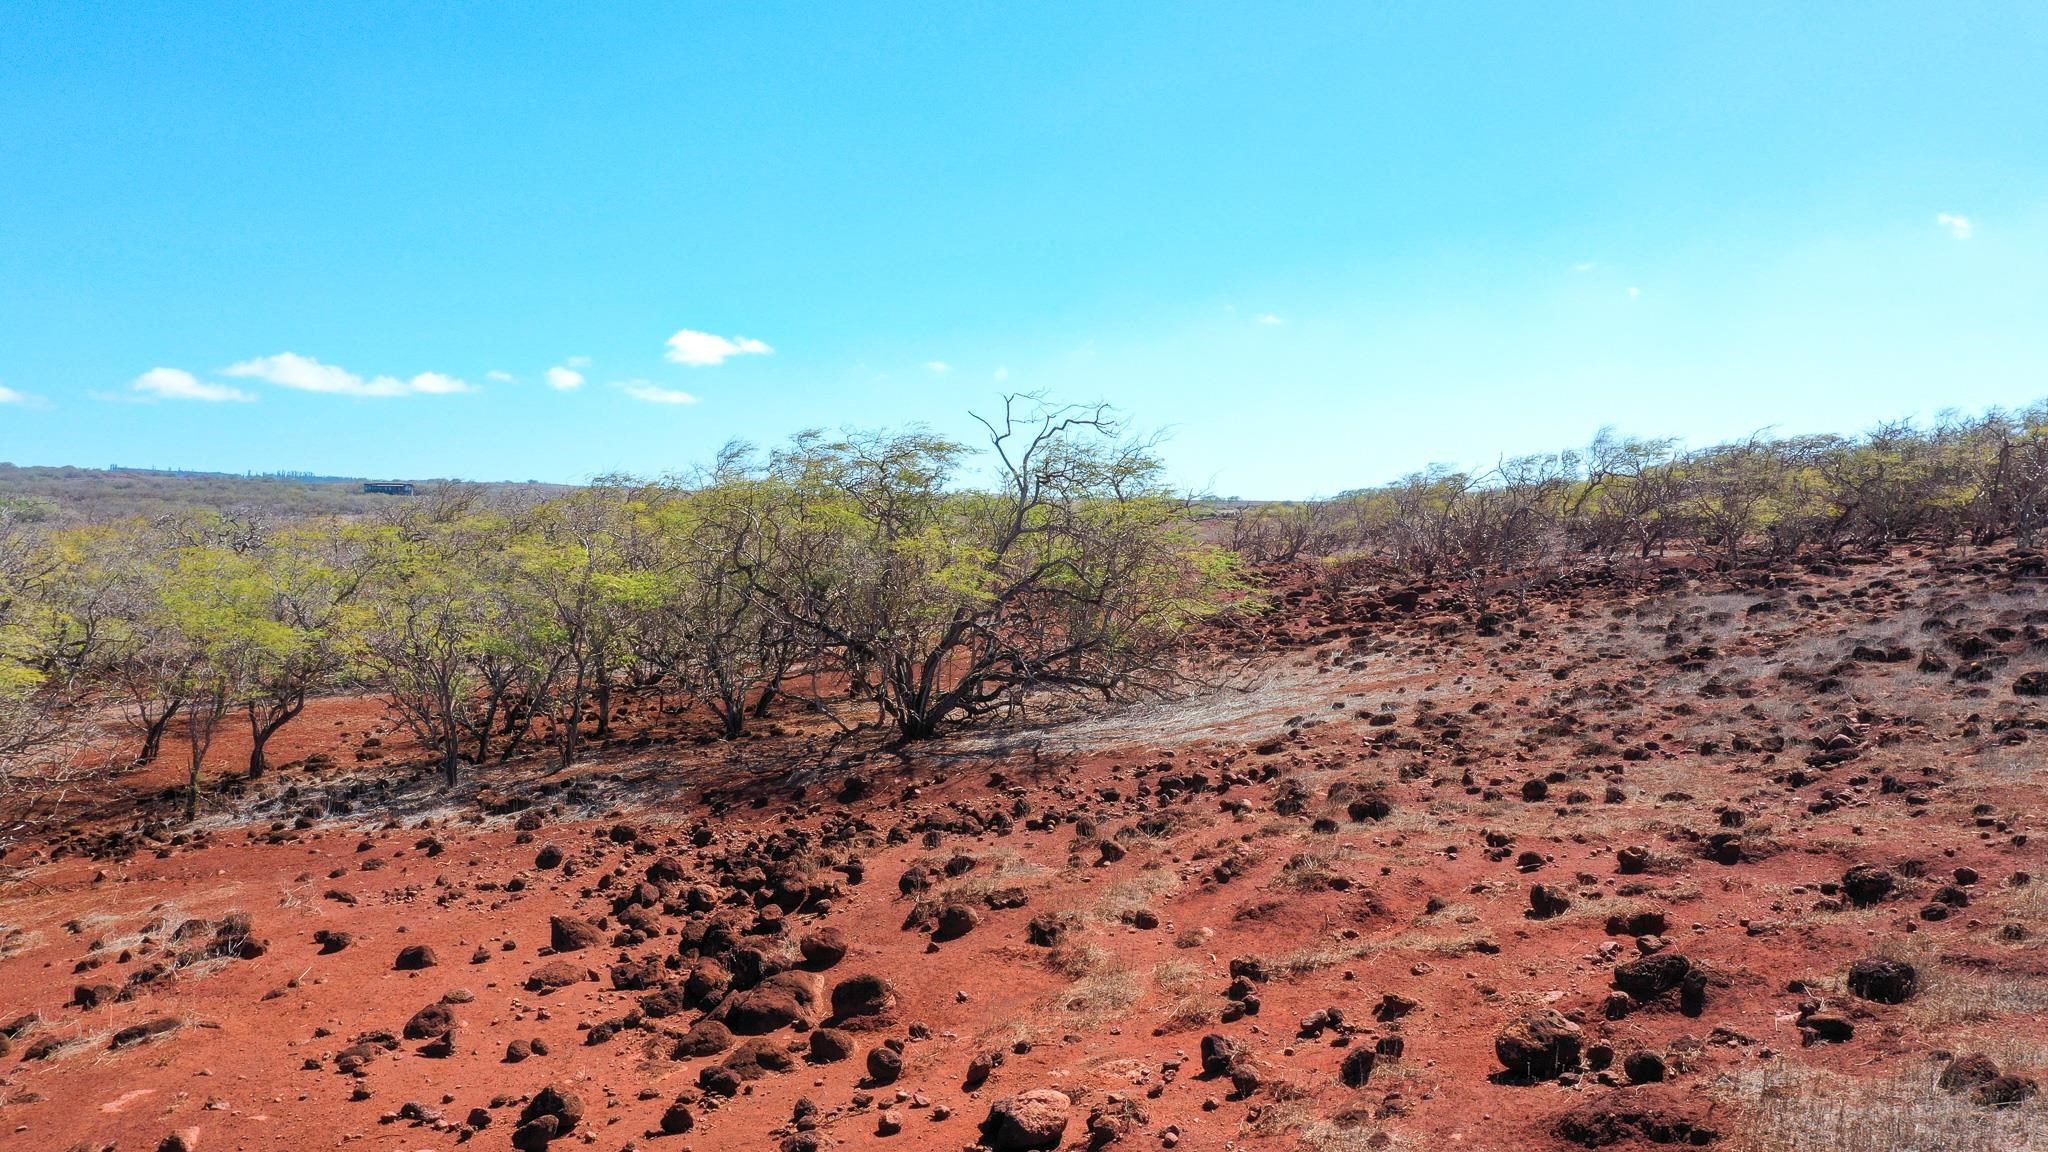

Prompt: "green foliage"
[1229,399,2048,574]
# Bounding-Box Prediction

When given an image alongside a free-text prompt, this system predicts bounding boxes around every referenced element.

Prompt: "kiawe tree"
[153,542,265,821]
[357,522,491,787]
[228,526,367,776]
[0,502,76,795]
[641,451,825,739]
[747,397,1240,741]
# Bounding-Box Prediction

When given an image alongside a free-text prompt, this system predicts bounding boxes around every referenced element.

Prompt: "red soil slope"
[3,547,2045,1152]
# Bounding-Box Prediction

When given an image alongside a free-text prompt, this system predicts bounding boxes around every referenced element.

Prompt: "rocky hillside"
[2,545,2046,1152]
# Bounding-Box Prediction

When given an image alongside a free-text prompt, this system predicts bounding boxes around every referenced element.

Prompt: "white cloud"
[1253,313,1284,326]
[1572,261,1596,273]
[1937,212,1973,240]
[566,355,592,368]
[1627,286,1641,298]
[487,370,516,383]
[0,384,40,406]
[924,360,952,375]
[617,380,699,405]
[132,367,255,403]
[993,367,1010,382]
[223,352,476,397]
[664,329,774,367]
[409,372,472,395]
[545,365,586,391]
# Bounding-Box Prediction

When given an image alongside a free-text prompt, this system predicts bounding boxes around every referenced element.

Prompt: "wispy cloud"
[565,355,592,368]
[132,367,255,403]
[0,383,44,407]
[992,367,1010,382]
[1253,313,1284,326]
[223,352,476,397]
[617,380,699,405]
[665,329,773,367]
[1937,212,1973,240]
[487,370,516,383]
[1627,286,1641,298]
[1572,261,1596,273]
[924,360,952,375]
[545,365,585,391]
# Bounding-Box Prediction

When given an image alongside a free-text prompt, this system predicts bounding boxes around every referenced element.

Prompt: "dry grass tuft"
[1714,1060,2048,1152]
[1244,1099,1412,1152]
[1043,941,1143,1028]
[1093,867,1181,924]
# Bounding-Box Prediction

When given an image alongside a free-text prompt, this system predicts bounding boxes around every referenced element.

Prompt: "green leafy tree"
[357,523,491,786]
[746,398,1241,740]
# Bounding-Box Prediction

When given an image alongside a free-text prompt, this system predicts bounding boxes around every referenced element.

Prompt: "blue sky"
[1,3,2044,497]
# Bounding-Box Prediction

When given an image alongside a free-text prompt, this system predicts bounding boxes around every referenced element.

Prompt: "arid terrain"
[4,547,2046,1152]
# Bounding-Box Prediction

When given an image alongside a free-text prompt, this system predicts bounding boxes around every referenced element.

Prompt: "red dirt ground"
[4,548,2046,1152]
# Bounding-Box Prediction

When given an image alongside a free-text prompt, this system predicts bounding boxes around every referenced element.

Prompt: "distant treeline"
[0,463,567,524]
[1228,401,2048,577]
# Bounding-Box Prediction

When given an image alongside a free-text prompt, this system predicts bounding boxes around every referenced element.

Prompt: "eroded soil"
[4,548,2046,1152]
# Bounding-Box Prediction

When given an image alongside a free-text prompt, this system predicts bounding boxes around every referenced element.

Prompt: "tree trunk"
[182,710,216,823]
[138,700,180,765]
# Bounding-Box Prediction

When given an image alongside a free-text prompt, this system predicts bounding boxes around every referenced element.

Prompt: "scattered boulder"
[933,902,980,941]
[1200,1033,1247,1078]
[721,1036,795,1079]
[401,1002,454,1040]
[1554,1087,1720,1147]
[109,1017,181,1049]
[1940,1053,2001,1094]
[1340,1047,1376,1087]
[659,1099,695,1135]
[799,929,848,969]
[808,1028,856,1063]
[1841,864,1894,907]
[548,915,604,953]
[866,1044,903,1084]
[512,1084,583,1150]
[525,961,588,992]
[829,973,894,1020]
[1623,1051,1667,1084]
[982,1089,1072,1151]
[673,1020,734,1058]
[1529,883,1572,919]
[1614,954,1693,1001]
[1846,957,1917,1004]
[720,970,819,1034]
[1496,1010,1582,1081]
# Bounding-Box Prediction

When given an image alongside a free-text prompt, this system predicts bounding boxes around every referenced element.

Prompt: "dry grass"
[1803,936,2048,1029]
[1244,1099,1414,1152]
[0,921,41,960]
[1149,957,1213,1031]
[1093,867,1181,924]
[1271,840,1356,892]
[1258,937,1358,978]
[1042,941,1144,1028]
[1149,958,1205,996]
[1714,1060,2047,1152]
[1911,967,2048,1028]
